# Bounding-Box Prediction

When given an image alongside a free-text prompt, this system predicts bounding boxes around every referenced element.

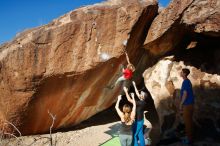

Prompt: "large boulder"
[142,0,220,142]
[0,0,158,135]
[144,0,220,55]
[143,56,220,137]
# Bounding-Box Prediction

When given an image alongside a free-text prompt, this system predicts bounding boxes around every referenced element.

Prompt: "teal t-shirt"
[180,79,194,105]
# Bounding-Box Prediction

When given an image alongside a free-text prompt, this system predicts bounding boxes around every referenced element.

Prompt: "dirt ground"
[1,106,220,146]
[0,106,120,146]
[1,121,120,146]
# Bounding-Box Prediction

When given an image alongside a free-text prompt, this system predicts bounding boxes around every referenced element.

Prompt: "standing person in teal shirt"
[179,68,195,144]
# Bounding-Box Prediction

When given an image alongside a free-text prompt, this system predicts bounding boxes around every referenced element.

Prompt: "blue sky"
[0,0,170,45]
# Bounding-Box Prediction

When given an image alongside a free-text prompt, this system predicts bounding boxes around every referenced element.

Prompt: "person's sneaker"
[145,138,151,145]
[181,137,192,145]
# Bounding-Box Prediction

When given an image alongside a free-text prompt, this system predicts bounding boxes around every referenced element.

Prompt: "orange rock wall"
[0,0,158,135]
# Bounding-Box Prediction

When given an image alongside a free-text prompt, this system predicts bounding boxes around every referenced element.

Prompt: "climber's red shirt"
[123,68,133,79]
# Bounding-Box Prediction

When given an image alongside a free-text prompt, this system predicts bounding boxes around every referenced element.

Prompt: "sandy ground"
[0,121,121,146]
[1,106,220,146]
[2,120,220,146]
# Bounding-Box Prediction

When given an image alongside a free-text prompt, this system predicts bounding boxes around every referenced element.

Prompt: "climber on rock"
[107,51,135,89]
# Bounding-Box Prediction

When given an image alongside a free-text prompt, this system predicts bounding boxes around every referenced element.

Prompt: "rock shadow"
[157,86,220,145]
[165,34,220,75]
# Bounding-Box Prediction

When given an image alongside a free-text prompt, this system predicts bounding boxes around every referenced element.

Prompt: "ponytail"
[124,112,131,124]
[123,104,132,124]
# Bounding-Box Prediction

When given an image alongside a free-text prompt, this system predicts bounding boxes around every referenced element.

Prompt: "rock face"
[144,0,220,55]
[0,0,158,135]
[144,56,220,129]
[143,0,220,142]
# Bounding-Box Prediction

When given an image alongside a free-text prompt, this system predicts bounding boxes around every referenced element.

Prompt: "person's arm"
[179,81,189,110]
[130,93,136,121]
[123,87,133,103]
[125,52,131,65]
[132,81,141,99]
[115,95,124,119]
[179,90,187,110]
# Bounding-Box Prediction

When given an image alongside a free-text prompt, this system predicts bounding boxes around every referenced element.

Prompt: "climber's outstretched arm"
[125,52,131,65]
